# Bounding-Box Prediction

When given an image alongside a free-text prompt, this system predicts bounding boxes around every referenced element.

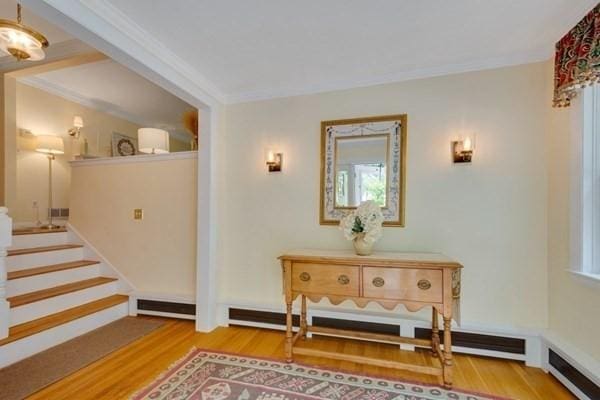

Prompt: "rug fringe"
[188,348,514,400]
[129,347,198,400]
[130,347,513,400]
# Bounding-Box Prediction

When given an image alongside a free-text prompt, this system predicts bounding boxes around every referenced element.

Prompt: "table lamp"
[138,128,170,154]
[35,135,64,229]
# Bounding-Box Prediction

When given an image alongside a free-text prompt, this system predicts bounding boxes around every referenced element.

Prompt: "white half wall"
[69,154,198,298]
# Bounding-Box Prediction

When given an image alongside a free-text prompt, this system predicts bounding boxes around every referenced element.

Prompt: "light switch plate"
[134,209,143,220]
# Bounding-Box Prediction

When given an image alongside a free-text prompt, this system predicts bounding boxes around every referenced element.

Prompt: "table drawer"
[292,263,359,296]
[363,267,443,303]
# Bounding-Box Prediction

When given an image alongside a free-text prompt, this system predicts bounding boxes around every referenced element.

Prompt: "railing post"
[0,207,11,339]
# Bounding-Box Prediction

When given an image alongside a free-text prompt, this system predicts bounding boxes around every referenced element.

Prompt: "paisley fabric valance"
[554,3,600,107]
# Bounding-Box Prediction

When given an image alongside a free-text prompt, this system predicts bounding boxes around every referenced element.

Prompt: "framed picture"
[112,132,137,157]
[320,114,407,226]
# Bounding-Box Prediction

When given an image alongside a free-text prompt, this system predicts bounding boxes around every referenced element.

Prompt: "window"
[355,164,386,206]
[335,164,386,207]
[577,86,600,277]
[336,170,349,207]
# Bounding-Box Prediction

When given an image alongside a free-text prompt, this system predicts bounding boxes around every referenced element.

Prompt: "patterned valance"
[554,3,600,107]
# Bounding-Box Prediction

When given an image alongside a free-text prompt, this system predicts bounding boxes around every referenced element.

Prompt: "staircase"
[0,218,131,368]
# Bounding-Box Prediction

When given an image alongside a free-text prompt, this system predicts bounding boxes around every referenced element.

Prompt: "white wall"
[547,66,600,360]
[14,82,191,223]
[219,62,549,330]
[69,155,197,297]
[15,82,142,223]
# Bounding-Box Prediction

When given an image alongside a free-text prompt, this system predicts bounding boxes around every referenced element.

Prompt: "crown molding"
[225,48,552,104]
[28,0,594,106]
[19,75,191,143]
[23,0,224,108]
[80,0,224,102]
[222,2,598,104]
[224,1,594,104]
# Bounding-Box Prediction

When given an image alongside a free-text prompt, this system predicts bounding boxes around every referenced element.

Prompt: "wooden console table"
[279,249,462,389]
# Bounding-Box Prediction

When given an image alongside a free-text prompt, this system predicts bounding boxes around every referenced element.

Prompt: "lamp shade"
[35,135,64,155]
[138,128,170,154]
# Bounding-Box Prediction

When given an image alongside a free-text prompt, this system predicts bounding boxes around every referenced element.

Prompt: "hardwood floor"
[26,317,574,400]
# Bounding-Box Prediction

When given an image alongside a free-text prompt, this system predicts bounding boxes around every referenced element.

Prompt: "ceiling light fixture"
[0,4,49,61]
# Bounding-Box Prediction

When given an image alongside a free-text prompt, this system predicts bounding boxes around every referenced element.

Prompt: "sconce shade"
[35,135,64,155]
[452,135,475,164]
[73,116,84,128]
[265,148,283,172]
[138,128,170,154]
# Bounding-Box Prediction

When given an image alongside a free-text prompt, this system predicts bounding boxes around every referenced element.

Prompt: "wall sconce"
[68,116,84,138]
[452,135,475,163]
[265,149,283,172]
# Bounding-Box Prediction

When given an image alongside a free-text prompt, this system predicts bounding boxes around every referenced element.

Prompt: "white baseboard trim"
[130,291,196,320]
[542,332,600,400]
[547,364,593,400]
[220,301,542,367]
[134,309,196,320]
[130,291,195,304]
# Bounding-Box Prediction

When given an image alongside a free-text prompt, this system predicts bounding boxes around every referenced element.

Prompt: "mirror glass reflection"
[334,135,388,208]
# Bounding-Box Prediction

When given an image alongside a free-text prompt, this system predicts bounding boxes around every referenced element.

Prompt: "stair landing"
[12,227,67,236]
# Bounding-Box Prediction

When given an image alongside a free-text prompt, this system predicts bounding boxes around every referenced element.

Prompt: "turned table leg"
[442,317,453,389]
[300,295,307,339]
[431,307,440,357]
[285,300,293,362]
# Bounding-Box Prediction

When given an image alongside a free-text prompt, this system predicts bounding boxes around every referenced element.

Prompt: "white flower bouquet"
[339,201,384,255]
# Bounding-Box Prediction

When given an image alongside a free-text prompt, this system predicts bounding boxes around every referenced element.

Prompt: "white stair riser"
[7,248,85,271]
[7,264,101,297]
[0,302,128,368]
[10,232,70,249]
[10,281,119,326]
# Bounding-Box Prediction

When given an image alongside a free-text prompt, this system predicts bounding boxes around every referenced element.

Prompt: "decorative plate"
[112,132,137,156]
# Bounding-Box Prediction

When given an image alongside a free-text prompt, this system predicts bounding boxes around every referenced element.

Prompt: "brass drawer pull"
[417,279,431,290]
[299,272,311,282]
[372,277,385,287]
[337,274,350,285]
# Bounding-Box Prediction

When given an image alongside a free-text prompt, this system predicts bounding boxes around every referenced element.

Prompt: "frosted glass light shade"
[73,116,84,128]
[0,27,46,61]
[35,135,64,155]
[138,128,170,154]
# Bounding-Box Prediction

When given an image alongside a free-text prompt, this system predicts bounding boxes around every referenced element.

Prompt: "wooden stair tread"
[7,244,82,257]
[7,260,100,280]
[0,295,128,346]
[12,227,67,235]
[7,277,118,308]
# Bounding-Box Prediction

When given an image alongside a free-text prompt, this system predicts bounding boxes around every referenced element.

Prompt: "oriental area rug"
[131,349,509,400]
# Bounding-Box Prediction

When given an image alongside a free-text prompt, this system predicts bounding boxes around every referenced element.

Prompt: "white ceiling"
[102,0,597,102]
[20,59,195,139]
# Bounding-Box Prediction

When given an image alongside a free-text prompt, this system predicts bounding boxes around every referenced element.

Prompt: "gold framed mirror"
[320,114,407,226]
